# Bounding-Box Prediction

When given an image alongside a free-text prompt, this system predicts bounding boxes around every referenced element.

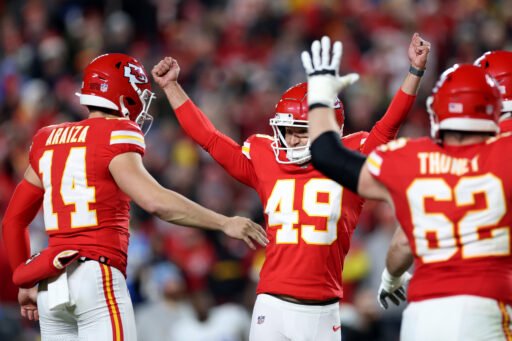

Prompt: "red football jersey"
[368,135,512,304]
[500,119,512,133]
[174,94,416,301]
[29,117,145,276]
[241,133,368,300]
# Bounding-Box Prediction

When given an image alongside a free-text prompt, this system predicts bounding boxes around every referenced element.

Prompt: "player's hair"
[86,106,115,115]
[440,129,495,140]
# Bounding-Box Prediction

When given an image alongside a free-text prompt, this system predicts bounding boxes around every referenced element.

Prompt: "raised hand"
[301,36,359,109]
[151,57,180,89]
[377,269,412,309]
[221,216,268,250]
[408,33,431,71]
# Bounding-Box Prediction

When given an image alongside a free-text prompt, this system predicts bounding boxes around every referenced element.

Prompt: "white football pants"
[249,294,341,341]
[401,295,512,341]
[37,260,136,341]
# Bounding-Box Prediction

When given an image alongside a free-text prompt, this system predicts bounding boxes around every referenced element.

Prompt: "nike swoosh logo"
[333,325,341,332]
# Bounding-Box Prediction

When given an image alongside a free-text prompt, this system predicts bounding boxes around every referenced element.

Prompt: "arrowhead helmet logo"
[124,63,148,84]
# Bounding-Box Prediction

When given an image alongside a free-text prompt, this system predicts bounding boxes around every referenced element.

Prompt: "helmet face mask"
[77,53,156,134]
[270,82,344,164]
[426,64,501,141]
[131,83,156,135]
[270,113,310,164]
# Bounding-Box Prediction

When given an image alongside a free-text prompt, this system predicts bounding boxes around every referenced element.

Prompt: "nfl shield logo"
[100,83,108,92]
[257,315,265,324]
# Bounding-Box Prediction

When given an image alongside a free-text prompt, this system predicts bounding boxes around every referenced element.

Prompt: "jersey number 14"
[39,147,98,230]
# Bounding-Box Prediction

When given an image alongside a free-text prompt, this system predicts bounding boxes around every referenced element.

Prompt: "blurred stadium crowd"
[0,0,511,340]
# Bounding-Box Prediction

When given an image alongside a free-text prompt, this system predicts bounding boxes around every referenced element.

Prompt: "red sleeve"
[175,100,258,188]
[361,88,416,153]
[2,179,44,271]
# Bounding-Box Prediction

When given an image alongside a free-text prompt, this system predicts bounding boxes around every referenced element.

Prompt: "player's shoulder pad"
[106,118,143,132]
[367,137,414,177]
[31,124,61,147]
[487,131,512,145]
[242,134,273,159]
[374,137,410,153]
[108,119,145,149]
[342,131,369,150]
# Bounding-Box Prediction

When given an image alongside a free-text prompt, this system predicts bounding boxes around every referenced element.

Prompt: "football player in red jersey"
[2,53,267,341]
[306,37,512,340]
[376,49,512,312]
[152,32,430,340]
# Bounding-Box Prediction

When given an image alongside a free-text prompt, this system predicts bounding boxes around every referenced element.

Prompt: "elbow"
[310,132,337,174]
[311,148,329,173]
[141,200,161,217]
[137,189,183,222]
[137,194,166,218]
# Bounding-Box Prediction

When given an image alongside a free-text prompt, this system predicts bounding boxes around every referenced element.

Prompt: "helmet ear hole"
[125,97,136,105]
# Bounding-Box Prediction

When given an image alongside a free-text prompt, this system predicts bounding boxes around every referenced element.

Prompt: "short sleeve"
[242,134,273,160]
[106,121,145,158]
[366,138,409,187]
[367,150,384,178]
[28,126,52,174]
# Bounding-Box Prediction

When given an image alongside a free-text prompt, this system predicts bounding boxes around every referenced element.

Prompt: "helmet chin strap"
[286,146,311,164]
[119,96,130,117]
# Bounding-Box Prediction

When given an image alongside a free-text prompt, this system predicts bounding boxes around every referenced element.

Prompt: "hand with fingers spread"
[301,36,359,109]
[18,286,39,321]
[221,216,268,250]
[378,268,412,309]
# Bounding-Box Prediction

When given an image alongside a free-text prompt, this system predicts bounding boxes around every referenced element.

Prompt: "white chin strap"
[286,145,311,164]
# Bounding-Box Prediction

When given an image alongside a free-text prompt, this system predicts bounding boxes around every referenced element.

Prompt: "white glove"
[301,36,359,109]
[377,268,412,309]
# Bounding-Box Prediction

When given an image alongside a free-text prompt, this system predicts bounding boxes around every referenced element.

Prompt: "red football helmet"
[474,50,512,116]
[77,53,155,134]
[427,64,501,140]
[269,82,344,164]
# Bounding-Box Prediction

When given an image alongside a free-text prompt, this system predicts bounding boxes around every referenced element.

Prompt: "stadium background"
[0,0,510,340]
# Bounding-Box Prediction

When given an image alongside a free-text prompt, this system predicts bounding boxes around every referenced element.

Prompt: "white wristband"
[307,75,338,108]
[381,268,401,287]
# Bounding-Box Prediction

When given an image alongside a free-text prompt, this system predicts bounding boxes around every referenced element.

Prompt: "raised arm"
[151,57,257,187]
[109,152,267,249]
[302,36,391,201]
[362,33,431,152]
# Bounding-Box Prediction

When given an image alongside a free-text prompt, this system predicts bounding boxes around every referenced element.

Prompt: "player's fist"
[408,32,431,71]
[151,57,180,89]
[301,36,359,109]
[377,268,412,309]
